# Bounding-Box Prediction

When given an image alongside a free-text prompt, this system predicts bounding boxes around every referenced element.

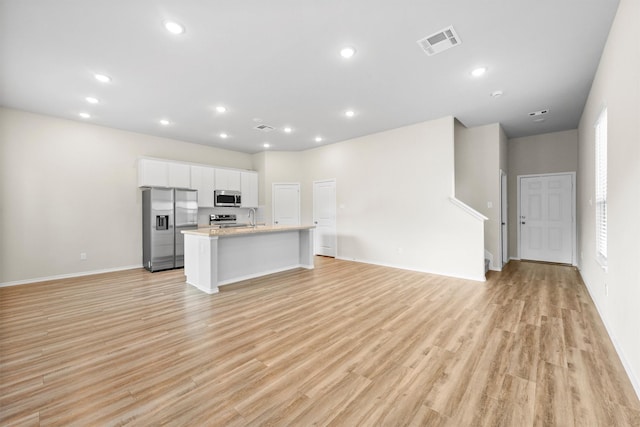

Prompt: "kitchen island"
[182,225,315,294]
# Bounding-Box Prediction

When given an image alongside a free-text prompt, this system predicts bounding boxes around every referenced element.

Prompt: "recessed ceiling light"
[471,67,487,77]
[94,74,111,83]
[79,112,91,119]
[263,143,270,148]
[159,119,171,126]
[315,136,323,143]
[283,127,292,133]
[490,90,503,98]
[216,106,227,113]
[345,110,355,118]
[219,133,228,139]
[164,21,185,35]
[85,96,99,104]
[340,46,356,59]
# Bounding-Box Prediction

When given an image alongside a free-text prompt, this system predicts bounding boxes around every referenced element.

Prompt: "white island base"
[182,226,315,294]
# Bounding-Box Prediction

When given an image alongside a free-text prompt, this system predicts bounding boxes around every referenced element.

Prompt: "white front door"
[313,179,337,257]
[519,173,574,264]
[272,183,300,226]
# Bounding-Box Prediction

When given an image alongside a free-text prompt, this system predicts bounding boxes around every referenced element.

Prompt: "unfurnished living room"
[1,0,639,425]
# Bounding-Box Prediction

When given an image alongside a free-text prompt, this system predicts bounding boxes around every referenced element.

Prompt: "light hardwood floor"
[1,257,639,426]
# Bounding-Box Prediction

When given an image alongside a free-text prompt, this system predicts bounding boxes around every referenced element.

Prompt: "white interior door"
[313,179,337,257]
[501,171,508,265]
[272,183,300,226]
[519,174,573,264]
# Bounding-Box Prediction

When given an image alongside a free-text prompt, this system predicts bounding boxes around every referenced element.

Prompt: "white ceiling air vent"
[528,109,549,117]
[254,124,275,132]
[417,25,462,56]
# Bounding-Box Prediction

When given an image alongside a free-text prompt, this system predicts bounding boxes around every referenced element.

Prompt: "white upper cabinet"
[139,159,253,205]
[190,166,216,207]
[168,163,191,189]
[138,158,190,188]
[215,168,241,191]
[241,171,259,208]
[138,158,169,187]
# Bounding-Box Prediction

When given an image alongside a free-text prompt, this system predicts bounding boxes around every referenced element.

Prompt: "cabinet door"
[241,171,259,207]
[191,166,215,207]
[215,168,241,191]
[168,163,191,189]
[138,159,169,187]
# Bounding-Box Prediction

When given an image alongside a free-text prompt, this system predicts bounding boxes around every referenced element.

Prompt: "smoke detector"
[254,124,275,132]
[417,25,462,56]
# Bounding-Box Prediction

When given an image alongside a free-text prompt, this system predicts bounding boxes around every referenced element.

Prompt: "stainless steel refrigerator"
[142,188,198,272]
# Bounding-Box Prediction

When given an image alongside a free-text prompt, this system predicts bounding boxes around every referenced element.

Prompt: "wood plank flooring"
[1,258,639,426]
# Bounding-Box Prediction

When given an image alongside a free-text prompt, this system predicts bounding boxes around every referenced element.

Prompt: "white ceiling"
[0,0,619,153]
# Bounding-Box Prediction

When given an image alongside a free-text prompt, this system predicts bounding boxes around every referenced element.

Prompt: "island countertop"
[182,224,315,237]
[182,224,315,293]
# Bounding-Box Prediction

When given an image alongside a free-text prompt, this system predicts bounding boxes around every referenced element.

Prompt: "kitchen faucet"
[248,207,256,227]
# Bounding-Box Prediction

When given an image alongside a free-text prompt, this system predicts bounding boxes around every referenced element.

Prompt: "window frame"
[594,107,608,269]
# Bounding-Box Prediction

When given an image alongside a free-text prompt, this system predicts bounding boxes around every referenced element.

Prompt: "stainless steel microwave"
[214,190,241,207]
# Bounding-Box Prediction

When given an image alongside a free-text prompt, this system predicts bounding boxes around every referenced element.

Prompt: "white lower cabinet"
[191,166,215,207]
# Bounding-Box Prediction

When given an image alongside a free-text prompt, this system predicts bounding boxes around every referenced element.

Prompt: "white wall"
[577,0,640,397]
[454,121,506,270]
[507,129,578,259]
[0,108,252,284]
[259,117,486,281]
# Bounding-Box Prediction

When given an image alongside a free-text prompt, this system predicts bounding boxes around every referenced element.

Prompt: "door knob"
[314,221,318,224]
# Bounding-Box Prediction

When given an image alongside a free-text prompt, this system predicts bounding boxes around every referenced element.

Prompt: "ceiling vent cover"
[528,109,549,117]
[417,25,462,56]
[254,124,275,132]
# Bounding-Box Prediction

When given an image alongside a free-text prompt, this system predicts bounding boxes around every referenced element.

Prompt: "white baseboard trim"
[509,257,521,261]
[334,256,486,282]
[0,265,143,288]
[578,269,640,400]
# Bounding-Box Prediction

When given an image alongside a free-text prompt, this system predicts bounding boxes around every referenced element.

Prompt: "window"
[595,108,608,267]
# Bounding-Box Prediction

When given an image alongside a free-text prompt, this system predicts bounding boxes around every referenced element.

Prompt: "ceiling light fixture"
[471,67,487,77]
[315,136,323,143]
[85,96,99,104]
[283,127,292,133]
[219,133,228,139]
[263,143,270,148]
[94,74,111,83]
[490,90,503,98]
[215,106,227,113]
[345,110,355,118]
[79,112,91,119]
[159,119,171,126]
[164,21,185,35]
[340,46,356,59]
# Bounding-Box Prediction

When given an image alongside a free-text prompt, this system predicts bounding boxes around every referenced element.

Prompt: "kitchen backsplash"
[197,206,266,227]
